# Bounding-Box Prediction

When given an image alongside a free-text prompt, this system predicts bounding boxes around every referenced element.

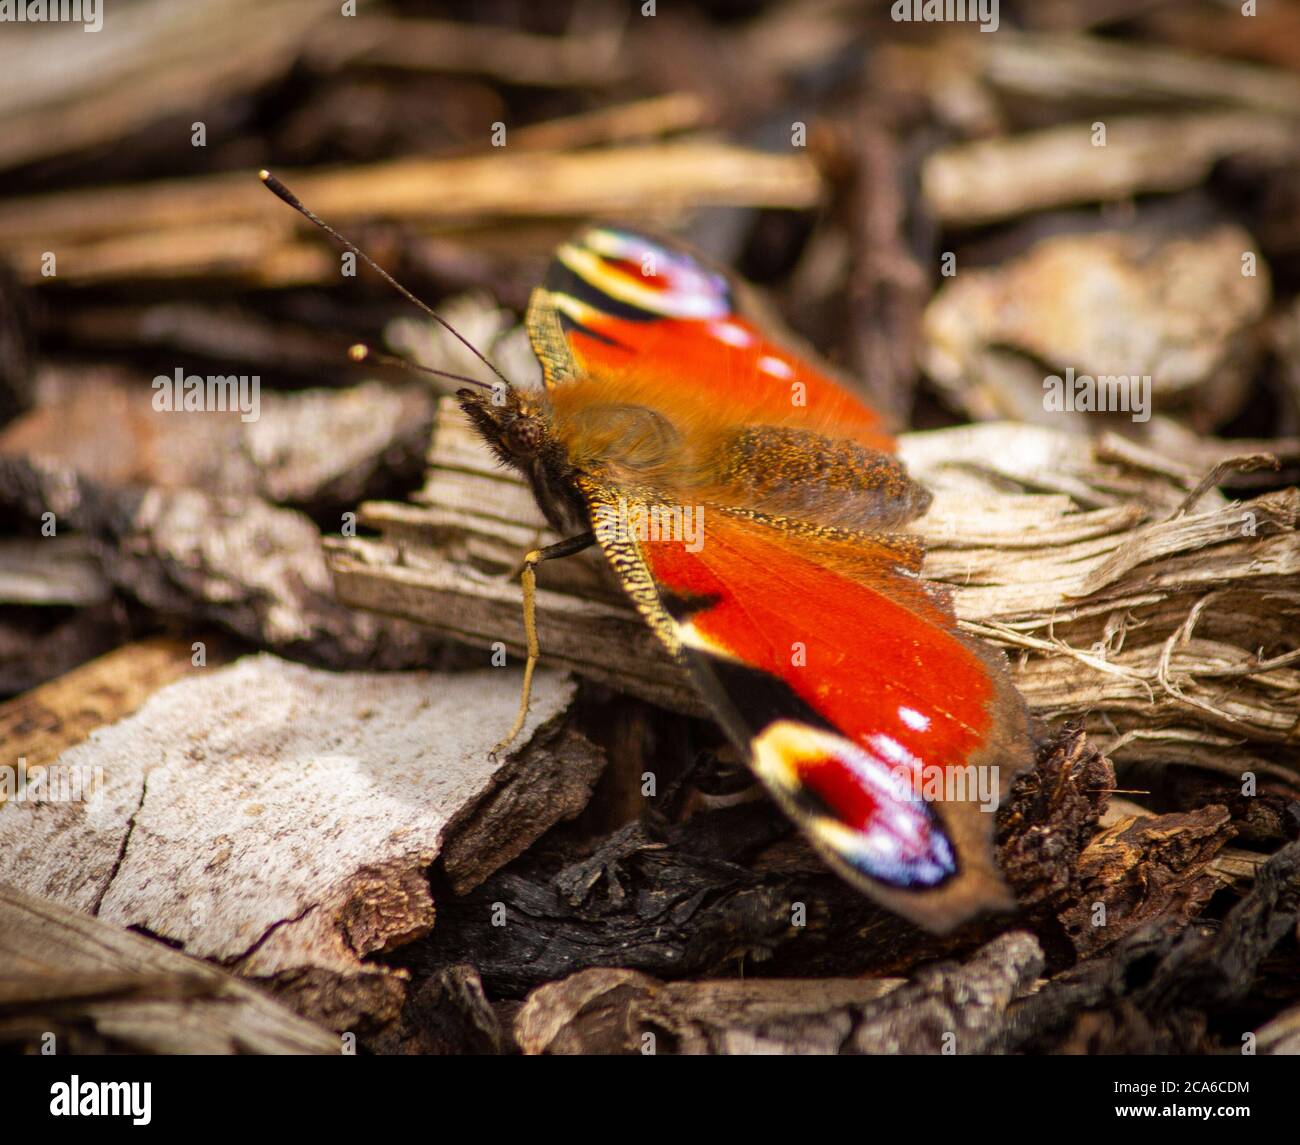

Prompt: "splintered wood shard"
[0,884,338,1055]
[326,397,1300,788]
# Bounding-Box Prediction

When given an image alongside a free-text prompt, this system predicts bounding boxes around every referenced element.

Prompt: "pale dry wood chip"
[922,112,1295,227]
[920,226,1268,429]
[0,654,575,988]
[0,142,822,287]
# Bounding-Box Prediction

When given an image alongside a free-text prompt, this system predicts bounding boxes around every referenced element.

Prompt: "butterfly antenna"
[259,169,513,393]
[347,343,496,392]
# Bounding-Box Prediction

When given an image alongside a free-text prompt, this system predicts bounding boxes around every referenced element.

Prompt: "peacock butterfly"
[260,173,1034,934]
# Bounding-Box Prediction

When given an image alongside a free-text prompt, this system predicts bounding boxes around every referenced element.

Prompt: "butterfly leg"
[490,531,596,760]
[507,531,547,581]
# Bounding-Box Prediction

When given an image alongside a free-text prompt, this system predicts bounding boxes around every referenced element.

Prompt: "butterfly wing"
[584,486,1030,930]
[528,225,895,451]
[528,227,1033,932]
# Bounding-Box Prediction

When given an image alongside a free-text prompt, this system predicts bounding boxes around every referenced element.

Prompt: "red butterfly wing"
[627,505,1031,930]
[534,226,895,452]
[530,227,1033,931]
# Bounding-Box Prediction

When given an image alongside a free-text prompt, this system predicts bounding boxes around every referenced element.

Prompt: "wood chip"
[0,537,108,607]
[0,884,337,1055]
[0,654,586,1029]
[512,931,1043,1055]
[0,454,445,671]
[923,112,1295,227]
[0,142,822,287]
[921,226,1269,429]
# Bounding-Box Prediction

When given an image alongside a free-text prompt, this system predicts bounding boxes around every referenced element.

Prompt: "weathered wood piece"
[0,884,337,1055]
[1059,805,1235,958]
[0,455,445,671]
[0,654,596,1030]
[512,931,1042,1055]
[514,969,905,1055]
[848,120,929,426]
[497,820,1290,1055]
[922,112,1296,227]
[0,0,338,171]
[310,14,630,88]
[1255,1005,1300,1055]
[921,226,1269,430]
[0,366,437,515]
[0,538,108,607]
[0,141,821,287]
[978,31,1300,120]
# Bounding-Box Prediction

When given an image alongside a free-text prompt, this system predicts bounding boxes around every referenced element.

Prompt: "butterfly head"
[457,385,553,466]
[457,384,591,536]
